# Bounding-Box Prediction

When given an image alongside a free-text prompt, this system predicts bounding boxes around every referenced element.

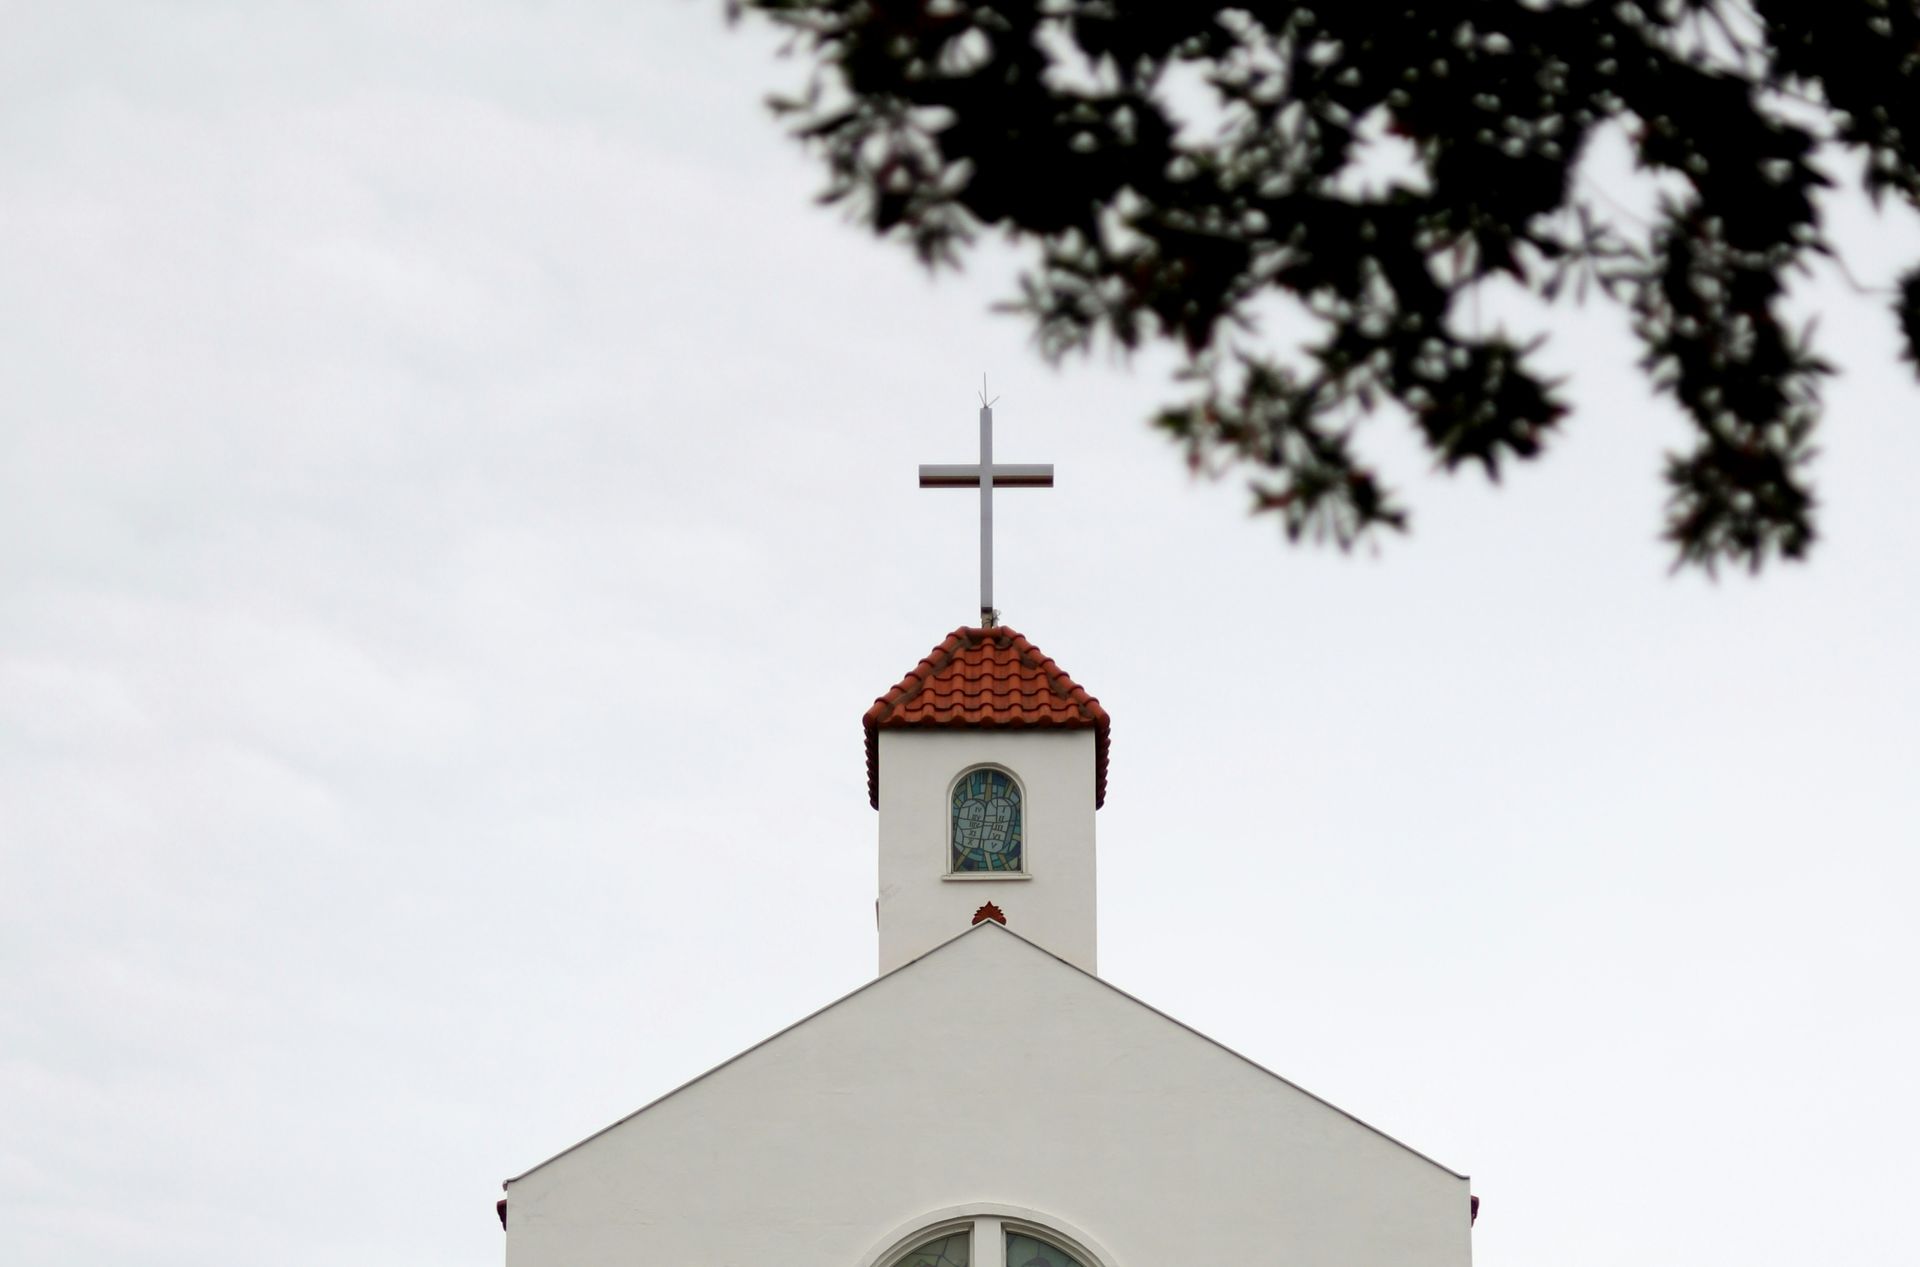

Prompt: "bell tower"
[864,625,1110,975]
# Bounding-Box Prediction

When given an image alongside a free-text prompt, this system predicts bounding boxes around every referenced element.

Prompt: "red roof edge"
[863,626,1110,809]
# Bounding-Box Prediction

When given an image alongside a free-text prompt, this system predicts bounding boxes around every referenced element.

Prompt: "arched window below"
[892,1229,971,1267]
[950,766,1023,873]
[876,1213,1105,1267]
[1004,1231,1086,1267]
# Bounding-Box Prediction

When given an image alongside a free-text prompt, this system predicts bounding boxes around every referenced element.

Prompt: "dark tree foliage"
[733,0,1920,570]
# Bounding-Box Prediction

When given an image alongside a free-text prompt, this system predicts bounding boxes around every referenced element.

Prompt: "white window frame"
[860,1204,1115,1267]
[944,764,1034,880]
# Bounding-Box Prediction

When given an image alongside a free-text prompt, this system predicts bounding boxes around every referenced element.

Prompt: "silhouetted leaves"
[735,1,1920,571]
[1900,268,1920,376]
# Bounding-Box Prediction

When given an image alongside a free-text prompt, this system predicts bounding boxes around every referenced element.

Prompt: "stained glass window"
[891,1230,970,1267]
[1005,1232,1086,1267]
[950,767,1023,872]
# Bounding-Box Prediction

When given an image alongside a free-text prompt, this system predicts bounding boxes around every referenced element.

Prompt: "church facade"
[500,625,1473,1267]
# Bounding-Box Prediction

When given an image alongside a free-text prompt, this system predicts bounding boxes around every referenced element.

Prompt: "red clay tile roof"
[864,626,1110,809]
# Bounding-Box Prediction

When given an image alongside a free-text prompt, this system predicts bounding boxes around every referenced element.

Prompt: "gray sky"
[4,5,1917,1265]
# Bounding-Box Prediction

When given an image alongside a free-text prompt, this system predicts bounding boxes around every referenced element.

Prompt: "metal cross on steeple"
[918,384,1054,627]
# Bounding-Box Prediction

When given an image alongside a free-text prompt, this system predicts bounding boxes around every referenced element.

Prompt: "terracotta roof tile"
[864,626,1110,809]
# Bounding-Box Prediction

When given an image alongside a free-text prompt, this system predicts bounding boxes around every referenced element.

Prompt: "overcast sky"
[4,5,1918,1266]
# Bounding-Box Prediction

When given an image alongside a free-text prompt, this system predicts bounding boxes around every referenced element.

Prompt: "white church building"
[498,618,1476,1267]
[499,404,1472,1266]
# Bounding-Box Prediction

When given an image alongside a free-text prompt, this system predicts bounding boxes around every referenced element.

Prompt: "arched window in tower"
[888,1229,970,1267]
[950,766,1023,873]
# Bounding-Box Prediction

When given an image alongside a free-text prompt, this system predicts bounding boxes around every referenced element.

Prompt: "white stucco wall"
[875,729,1097,975]
[504,924,1471,1267]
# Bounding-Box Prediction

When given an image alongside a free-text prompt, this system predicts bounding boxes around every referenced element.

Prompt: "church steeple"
[864,626,1110,975]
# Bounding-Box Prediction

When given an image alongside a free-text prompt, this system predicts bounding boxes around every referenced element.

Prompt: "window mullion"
[973,1217,1005,1267]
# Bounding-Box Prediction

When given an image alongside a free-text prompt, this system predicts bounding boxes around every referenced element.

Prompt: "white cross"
[919,395,1054,627]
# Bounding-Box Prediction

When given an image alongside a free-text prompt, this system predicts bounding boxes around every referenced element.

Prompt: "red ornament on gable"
[971,902,1007,926]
